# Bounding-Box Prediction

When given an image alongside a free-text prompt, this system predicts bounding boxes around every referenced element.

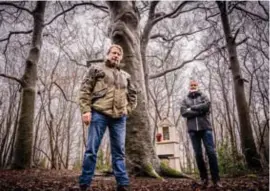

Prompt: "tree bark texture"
[12,1,46,169]
[106,1,160,175]
[217,1,261,170]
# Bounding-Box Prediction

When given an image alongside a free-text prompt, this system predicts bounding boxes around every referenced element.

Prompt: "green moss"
[160,162,195,180]
[246,174,257,178]
[143,163,163,180]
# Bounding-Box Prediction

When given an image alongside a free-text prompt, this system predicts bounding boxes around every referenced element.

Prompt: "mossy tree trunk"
[106,1,161,176]
[12,1,46,169]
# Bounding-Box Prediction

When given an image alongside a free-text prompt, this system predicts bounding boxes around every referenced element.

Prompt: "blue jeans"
[189,130,220,182]
[79,110,129,186]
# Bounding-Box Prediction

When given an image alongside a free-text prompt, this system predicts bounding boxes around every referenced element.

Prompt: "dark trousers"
[189,130,220,182]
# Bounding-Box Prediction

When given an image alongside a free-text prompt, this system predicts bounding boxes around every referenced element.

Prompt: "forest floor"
[0,169,268,191]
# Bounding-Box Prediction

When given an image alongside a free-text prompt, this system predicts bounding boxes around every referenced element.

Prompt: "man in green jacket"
[79,44,137,191]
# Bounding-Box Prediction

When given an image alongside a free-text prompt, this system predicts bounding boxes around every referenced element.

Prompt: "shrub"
[217,142,247,176]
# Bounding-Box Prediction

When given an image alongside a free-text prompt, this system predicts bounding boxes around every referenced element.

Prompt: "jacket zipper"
[193,98,199,131]
[112,69,120,117]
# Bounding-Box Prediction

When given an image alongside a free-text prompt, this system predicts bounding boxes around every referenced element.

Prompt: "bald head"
[189,80,199,92]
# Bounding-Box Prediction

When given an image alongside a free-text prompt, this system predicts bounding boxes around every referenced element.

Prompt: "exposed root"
[160,162,196,181]
[143,162,163,180]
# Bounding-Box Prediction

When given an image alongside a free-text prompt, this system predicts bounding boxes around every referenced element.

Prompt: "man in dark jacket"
[181,80,222,188]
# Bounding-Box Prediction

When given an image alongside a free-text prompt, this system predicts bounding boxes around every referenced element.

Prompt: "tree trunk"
[65,103,73,169]
[217,1,261,170]
[33,108,42,167]
[206,67,217,143]
[216,60,238,160]
[106,1,160,176]
[5,96,20,168]
[12,1,46,169]
[140,22,153,103]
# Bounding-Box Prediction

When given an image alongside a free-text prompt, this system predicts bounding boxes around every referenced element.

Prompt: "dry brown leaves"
[0,169,268,191]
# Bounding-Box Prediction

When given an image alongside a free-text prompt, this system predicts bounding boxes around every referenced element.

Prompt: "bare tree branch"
[58,2,70,30]
[149,47,210,79]
[246,42,269,60]
[232,28,240,43]
[44,2,108,26]
[0,2,108,47]
[0,30,32,54]
[235,5,268,21]
[150,26,211,42]
[86,59,104,67]
[34,147,51,161]
[53,81,77,104]
[62,49,88,68]
[227,1,244,14]
[152,1,190,24]
[0,73,23,85]
[258,1,269,18]
[0,2,32,15]
[149,89,162,120]
[149,1,160,18]
[236,37,249,47]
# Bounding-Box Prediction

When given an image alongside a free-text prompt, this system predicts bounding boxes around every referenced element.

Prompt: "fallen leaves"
[0,169,268,191]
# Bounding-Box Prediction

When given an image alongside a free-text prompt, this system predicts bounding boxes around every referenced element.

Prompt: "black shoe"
[80,184,88,191]
[117,185,130,191]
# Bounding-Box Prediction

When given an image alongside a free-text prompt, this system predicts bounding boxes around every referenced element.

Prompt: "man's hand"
[82,112,91,125]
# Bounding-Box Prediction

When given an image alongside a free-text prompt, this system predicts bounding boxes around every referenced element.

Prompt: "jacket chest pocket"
[114,72,127,89]
[92,78,108,102]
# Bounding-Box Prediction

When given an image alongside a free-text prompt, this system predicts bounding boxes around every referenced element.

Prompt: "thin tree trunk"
[33,108,42,167]
[0,105,13,167]
[65,103,73,169]
[217,60,238,160]
[217,1,261,170]
[12,1,46,169]
[206,67,217,142]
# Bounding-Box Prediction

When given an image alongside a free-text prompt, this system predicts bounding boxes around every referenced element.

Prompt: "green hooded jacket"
[79,62,137,118]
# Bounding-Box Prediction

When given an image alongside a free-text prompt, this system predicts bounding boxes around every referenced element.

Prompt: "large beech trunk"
[106,1,160,175]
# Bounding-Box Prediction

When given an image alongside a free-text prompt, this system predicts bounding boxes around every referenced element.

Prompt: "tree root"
[143,162,163,180]
[160,162,196,181]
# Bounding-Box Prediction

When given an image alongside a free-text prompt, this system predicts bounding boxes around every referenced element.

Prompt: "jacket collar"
[105,59,120,70]
[188,90,201,98]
